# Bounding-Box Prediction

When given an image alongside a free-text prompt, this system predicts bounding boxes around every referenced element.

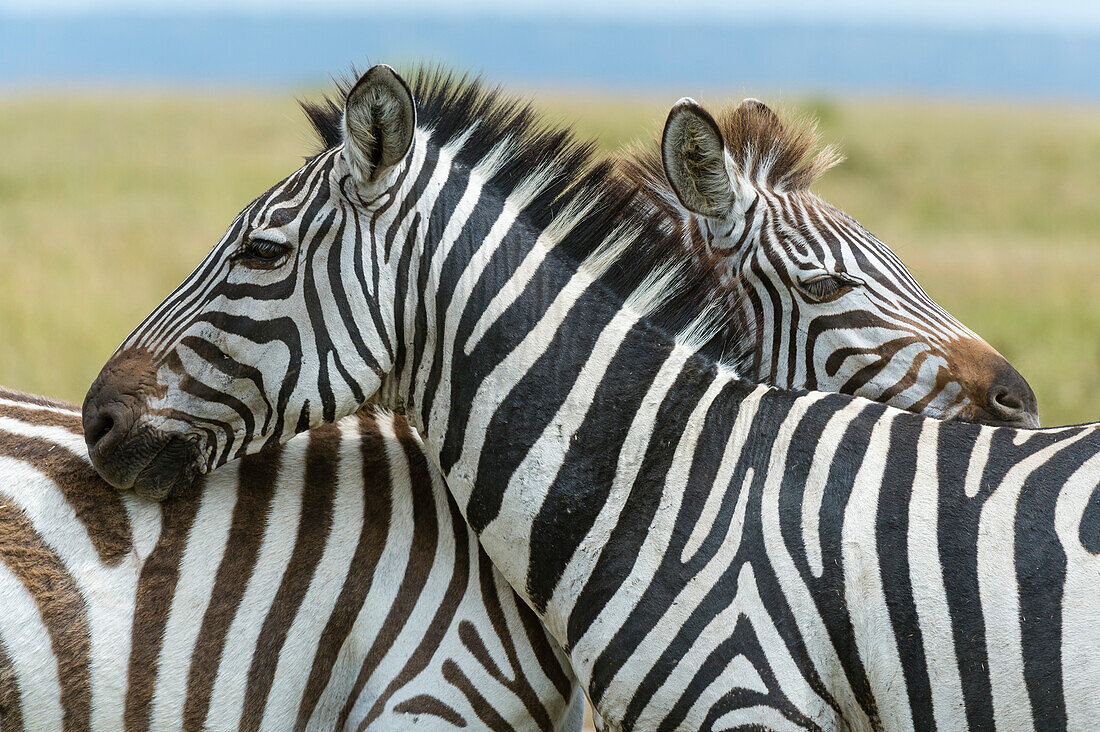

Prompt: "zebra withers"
[83,65,1100,729]
[0,388,582,730]
[626,97,1038,426]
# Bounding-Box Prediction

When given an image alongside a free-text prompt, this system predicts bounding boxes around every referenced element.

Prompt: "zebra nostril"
[87,411,115,446]
[84,402,134,456]
[990,387,1023,413]
[985,379,1039,428]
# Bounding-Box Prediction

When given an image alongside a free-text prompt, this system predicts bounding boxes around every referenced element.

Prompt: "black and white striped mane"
[301,67,755,370]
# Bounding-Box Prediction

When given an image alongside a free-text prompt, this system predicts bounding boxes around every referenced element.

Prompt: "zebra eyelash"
[232,238,292,269]
[796,272,862,302]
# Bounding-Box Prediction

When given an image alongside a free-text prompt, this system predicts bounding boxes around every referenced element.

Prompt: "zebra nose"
[986,370,1039,428]
[83,401,134,463]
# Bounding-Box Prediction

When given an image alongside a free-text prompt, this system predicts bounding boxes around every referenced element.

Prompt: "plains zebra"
[623,98,1037,426]
[82,65,1100,729]
[4,72,1020,730]
[0,388,582,730]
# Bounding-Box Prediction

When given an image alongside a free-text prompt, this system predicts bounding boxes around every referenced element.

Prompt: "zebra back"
[0,387,581,730]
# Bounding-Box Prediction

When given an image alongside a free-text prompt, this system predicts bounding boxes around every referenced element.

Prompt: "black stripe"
[936,418,994,730]
[1016,434,1098,730]
[876,412,935,728]
[805,402,887,725]
[463,275,619,533]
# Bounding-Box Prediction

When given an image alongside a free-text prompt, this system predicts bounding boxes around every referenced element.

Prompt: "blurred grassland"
[0,90,1098,425]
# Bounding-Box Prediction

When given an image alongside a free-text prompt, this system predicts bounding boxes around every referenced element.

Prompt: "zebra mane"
[300,66,755,370]
[622,100,843,196]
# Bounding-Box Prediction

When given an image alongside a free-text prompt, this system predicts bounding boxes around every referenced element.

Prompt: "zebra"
[81,65,1100,729]
[0,387,583,730]
[3,75,1032,732]
[623,98,1038,427]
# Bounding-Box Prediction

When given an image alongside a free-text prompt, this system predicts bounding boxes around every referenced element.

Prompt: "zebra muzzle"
[83,351,204,501]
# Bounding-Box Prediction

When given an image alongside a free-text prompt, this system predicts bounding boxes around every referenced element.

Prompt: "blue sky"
[4,0,1100,30]
[5,0,1100,98]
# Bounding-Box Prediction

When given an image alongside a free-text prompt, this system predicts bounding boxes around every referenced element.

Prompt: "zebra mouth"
[129,434,204,502]
[86,415,204,502]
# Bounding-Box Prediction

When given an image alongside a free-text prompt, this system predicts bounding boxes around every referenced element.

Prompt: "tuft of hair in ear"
[661,98,734,219]
[342,64,416,183]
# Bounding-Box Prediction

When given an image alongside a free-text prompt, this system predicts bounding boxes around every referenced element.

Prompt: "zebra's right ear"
[342,64,416,186]
[661,98,733,219]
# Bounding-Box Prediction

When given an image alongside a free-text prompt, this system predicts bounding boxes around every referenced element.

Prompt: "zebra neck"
[397,200,762,633]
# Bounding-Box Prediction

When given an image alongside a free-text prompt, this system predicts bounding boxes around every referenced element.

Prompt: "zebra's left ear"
[662,98,734,219]
[342,64,416,185]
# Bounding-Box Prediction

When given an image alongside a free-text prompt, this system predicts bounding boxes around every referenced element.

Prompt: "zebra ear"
[342,65,416,185]
[736,97,781,126]
[661,98,733,219]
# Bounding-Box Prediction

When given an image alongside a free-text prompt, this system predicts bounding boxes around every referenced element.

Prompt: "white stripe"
[0,417,89,459]
[259,419,366,726]
[680,383,763,564]
[149,462,240,729]
[0,398,78,416]
[760,391,870,727]
[631,469,756,728]
[569,374,748,668]
[0,551,64,730]
[801,397,868,577]
[964,427,995,498]
[438,265,593,509]
[463,188,601,359]
[477,307,641,609]
[1055,447,1100,730]
[202,452,306,730]
[544,346,690,638]
[842,410,914,732]
[414,160,487,431]
[907,419,967,729]
[303,414,415,726]
[0,449,142,732]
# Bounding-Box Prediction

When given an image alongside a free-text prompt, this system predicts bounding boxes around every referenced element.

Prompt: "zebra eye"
[797,273,861,302]
[238,238,290,268]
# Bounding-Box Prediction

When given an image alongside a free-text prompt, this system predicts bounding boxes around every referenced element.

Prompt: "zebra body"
[0,389,582,730]
[82,67,1099,729]
[466,378,1100,730]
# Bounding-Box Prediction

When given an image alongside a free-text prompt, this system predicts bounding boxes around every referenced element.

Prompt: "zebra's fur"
[0,388,582,730]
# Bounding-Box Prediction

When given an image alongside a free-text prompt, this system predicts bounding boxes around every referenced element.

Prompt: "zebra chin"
[90,423,204,502]
[130,435,204,501]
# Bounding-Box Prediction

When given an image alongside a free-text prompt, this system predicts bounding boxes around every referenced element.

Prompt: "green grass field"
[1,89,1098,425]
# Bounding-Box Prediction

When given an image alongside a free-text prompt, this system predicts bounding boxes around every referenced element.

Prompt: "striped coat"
[0,388,582,730]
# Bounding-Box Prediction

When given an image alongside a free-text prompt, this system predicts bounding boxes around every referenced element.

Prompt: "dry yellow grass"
[0,89,1098,424]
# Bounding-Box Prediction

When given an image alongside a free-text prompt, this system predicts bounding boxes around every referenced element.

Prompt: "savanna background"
[1,3,1098,426]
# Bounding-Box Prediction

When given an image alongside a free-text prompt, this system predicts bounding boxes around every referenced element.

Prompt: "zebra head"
[647,97,1038,427]
[83,65,417,500]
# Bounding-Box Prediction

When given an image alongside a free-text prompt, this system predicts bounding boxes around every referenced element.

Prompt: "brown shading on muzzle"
[942,337,1039,428]
[83,349,202,501]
